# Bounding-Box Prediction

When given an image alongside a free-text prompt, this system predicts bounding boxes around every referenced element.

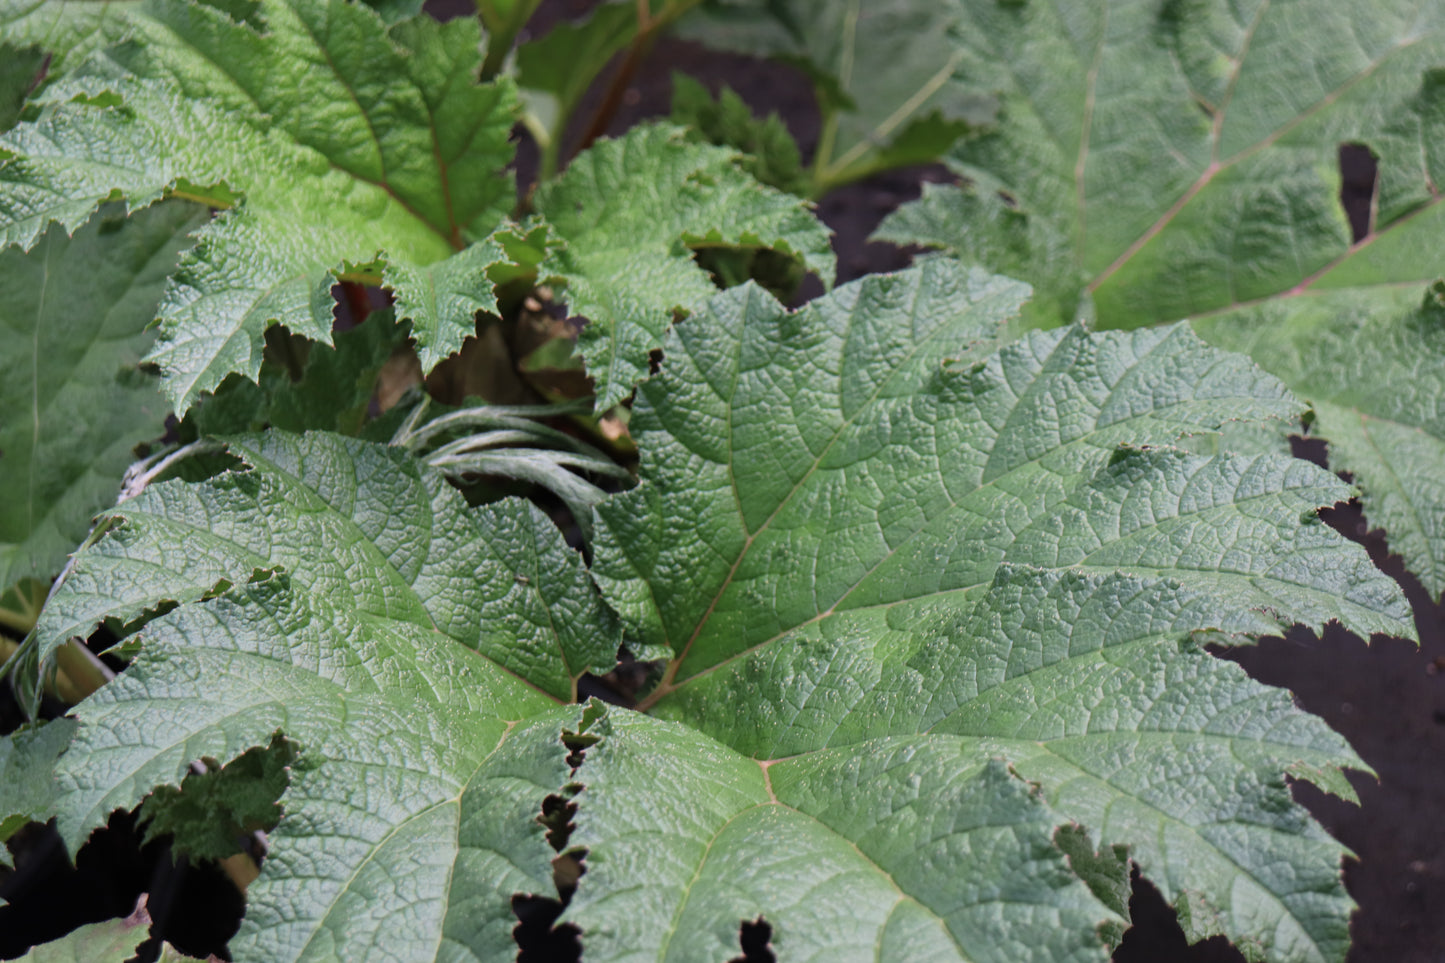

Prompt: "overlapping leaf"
[0,0,138,77]
[0,718,74,870]
[671,74,810,195]
[681,0,994,191]
[0,0,518,412]
[0,201,206,596]
[876,0,1445,330]
[563,709,1124,963]
[873,0,1445,597]
[37,432,620,693]
[526,123,834,409]
[1196,283,1445,599]
[31,431,616,961]
[588,260,1408,960]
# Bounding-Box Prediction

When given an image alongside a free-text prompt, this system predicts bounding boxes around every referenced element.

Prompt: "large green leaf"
[0,201,205,596]
[26,265,1407,962]
[527,123,834,409]
[876,0,1445,330]
[34,431,613,961]
[681,0,994,191]
[589,260,1407,960]
[564,708,1124,963]
[0,0,518,412]
[1196,283,1445,599]
[37,432,620,695]
[0,0,139,76]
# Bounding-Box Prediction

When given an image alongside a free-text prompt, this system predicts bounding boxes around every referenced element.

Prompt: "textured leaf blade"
[35,431,616,961]
[0,0,138,76]
[1196,283,1445,598]
[657,565,1362,960]
[532,123,835,409]
[0,201,206,595]
[876,0,1445,329]
[0,0,517,412]
[56,576,579,962]
[0,718,76,870]
[563,707,1121,963]
[38,432,621,700]
[593,261,1404,960]
[594,260,1407,679]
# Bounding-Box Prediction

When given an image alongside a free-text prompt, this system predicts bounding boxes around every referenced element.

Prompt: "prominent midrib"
[666,282,962,680]
[672,337,1295,687]
[1088,13,1419,294]
[149,13,467,251]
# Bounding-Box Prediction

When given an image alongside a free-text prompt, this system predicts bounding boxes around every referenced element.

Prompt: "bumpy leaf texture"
[681,0,995,189]
[879,0,1445,327]
[876,0,1445,598]
[0,201,205,595]
[0,0,518,411]
[36,432,615,961]
[0,0,830,416]
[32,264,1408,962]
[1197,284,1445,598]
[523,122,834,409]
[590,260,1408,961]
[0,0,138,76]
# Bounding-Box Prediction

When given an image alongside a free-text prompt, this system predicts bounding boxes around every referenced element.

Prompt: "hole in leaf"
[511,844,587,962]
[576,645,660,707]
[538,794,577,853]
[511,892,582,963]
[1338,143,1378,242]
[1112,867,1245,962]
[728,916,776,963]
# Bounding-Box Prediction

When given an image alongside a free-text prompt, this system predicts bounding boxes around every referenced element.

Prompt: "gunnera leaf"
[877,0,1445,330]
[588,259,1409,961]
[0,200,207,596]
[36,431,617,961]
[1196,282,1445,599]
[0,0,138,78]
[32,263,1408,962]
[873,0,1445,599]
[522,122,835,410]
[0,0,519,412]
[0,0,833,418]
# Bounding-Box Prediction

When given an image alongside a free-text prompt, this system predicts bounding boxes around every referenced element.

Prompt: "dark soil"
[3,4,1443,962]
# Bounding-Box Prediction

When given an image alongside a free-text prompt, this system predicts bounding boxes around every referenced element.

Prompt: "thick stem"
[571,0,702,163]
